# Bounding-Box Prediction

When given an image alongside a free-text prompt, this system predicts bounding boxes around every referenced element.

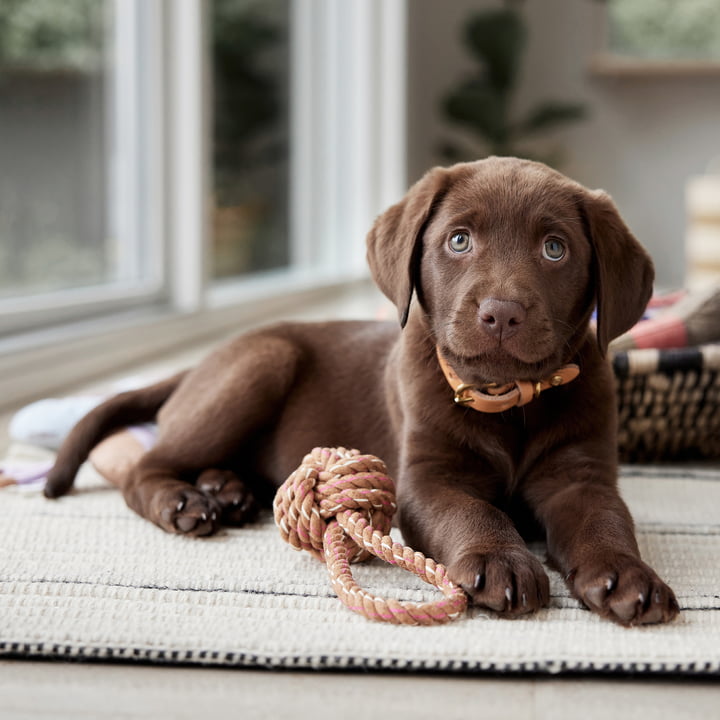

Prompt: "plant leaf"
[517,102,587,136]
[463,8,526,94]
[442,80,507,145]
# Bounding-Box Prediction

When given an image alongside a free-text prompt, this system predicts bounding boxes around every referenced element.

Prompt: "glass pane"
[211,0,290,280]
[0,0,113,299]
[607,0,720,61]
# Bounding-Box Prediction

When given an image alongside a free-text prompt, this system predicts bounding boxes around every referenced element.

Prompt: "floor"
[2,284,719,719]
[1,661,719,720]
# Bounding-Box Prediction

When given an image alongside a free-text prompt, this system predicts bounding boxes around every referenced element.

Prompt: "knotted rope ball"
[274,447,468,625]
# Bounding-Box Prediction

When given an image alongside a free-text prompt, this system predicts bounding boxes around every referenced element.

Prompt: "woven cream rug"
[1,444,719,675]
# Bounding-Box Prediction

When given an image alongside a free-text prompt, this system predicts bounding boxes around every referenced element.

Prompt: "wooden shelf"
[589,54,720,78]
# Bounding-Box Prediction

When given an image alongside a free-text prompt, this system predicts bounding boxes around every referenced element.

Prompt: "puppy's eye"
[449,232,472,254]
[542,237,566,262]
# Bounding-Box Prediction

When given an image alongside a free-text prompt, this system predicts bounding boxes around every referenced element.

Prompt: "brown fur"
[45,157,678,625]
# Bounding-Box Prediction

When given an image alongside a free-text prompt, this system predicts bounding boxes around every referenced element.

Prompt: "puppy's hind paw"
[196,469,258,526]
[149,486,222,537]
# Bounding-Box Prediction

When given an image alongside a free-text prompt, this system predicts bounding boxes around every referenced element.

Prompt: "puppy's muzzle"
[478,298,527,340]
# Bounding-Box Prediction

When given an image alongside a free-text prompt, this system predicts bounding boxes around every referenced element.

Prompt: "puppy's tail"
[43,372,187,498]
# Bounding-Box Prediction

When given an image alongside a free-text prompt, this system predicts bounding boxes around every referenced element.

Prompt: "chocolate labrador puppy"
[45,157,679,625]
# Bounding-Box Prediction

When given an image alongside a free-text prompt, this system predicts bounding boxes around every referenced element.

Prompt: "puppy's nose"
[478,298,527,339]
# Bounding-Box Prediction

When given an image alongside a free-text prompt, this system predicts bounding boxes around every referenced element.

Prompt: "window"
[0,0,407,408]
[593,0,720,74]
[0,0,163,333]
[607,0,720,62]
[0,0,109,297]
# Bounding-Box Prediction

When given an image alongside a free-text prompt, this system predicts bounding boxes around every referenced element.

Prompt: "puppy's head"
[366,157,653,384]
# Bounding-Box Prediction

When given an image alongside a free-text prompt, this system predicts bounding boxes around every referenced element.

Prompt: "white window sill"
[0,273,383,411]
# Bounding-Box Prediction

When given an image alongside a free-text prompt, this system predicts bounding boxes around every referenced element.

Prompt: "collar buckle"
[453,383,478,405]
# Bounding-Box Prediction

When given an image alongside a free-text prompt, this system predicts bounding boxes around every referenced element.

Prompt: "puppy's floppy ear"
[583,189,654,355]
[366,167,452,327]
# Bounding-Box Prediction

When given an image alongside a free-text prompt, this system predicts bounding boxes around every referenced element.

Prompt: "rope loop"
[274,447,468,625]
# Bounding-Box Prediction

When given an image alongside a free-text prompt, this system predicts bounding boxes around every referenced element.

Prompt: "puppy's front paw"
[448,546,549,616]
[569,555,679,626]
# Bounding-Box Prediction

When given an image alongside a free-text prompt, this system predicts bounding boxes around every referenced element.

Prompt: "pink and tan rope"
[273,447,468,625]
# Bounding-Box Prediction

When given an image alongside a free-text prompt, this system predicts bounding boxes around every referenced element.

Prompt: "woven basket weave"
[614,344,720,462]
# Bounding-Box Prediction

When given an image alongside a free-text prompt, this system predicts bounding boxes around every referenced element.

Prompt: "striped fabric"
[1,446,719,675]
[608,286,720,352]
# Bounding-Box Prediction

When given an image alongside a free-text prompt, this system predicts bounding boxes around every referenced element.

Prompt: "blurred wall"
[407,0,720,289]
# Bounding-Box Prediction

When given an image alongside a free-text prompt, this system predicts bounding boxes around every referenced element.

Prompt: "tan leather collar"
[436,347,580,413]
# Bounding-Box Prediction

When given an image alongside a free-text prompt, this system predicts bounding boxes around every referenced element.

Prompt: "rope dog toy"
[273,447,468,625]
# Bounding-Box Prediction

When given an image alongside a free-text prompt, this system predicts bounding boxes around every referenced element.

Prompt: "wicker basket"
[614,344,720,462]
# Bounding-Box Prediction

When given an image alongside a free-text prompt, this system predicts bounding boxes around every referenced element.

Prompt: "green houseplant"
[440,3,586,166]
